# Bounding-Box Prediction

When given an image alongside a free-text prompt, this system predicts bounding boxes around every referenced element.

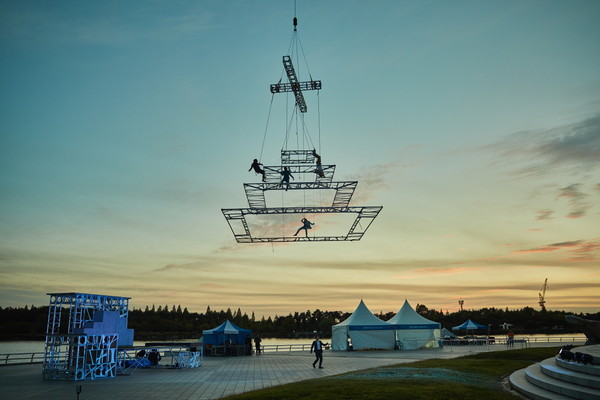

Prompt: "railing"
[525,336,586,343]
[0,352,44,366]
[0,336,587,364]
[441,336,586,351]
[260,343,313,353]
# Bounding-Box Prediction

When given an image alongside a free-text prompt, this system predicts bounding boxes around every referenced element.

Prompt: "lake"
[0,337,315,354]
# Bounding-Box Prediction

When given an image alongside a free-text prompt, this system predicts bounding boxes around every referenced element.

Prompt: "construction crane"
[538,278,548,311]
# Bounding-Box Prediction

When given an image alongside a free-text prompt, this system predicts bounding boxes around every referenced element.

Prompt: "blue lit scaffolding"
[43,292,130,381]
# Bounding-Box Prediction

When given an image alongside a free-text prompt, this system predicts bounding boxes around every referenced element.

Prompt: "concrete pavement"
[0,342,562,400]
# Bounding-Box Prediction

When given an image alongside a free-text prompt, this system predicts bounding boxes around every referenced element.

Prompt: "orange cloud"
[565,240,600,262]
[512,239,599,262]
[513,241,583,254]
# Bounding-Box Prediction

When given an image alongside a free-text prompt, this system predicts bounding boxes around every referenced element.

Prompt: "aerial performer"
[249,159,266,182]
[280,166,294,191]
[293,218,314,237]
[312,149,325,178]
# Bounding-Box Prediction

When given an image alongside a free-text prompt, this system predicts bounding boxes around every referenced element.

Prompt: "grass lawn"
[221,347,560,400]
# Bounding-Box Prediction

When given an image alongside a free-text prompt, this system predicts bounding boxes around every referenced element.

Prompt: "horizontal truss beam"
[243,181,357,208]
[221,206,382,243]
[262,165,335,183]
[281,149,316,164]
[223,206,381,216]
[270,80,321,94]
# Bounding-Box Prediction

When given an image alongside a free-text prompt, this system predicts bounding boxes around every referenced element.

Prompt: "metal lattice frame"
[222,206,382,243]
[244,181,357,208]
[118,346,202,374]
[280,149,316,164]
[262,165,335,183]
[270,56,321,113]
[224,46,383,243]
[43,293,130,381]
[43,334,118,381]
[45,292,130,336]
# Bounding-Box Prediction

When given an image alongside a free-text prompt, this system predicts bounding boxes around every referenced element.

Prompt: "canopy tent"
[441,327,458,339]
[331,300,395,351]
[452,319,487,331]
[202,320,252,354]
[387,300,441,350]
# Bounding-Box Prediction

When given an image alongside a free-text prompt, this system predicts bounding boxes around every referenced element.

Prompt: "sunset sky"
[1,0,599,318]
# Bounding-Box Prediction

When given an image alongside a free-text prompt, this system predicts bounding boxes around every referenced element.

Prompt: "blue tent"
[202,320,252,355]
[452,319,487,331]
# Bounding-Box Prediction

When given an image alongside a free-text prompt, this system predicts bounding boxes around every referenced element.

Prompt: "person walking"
[310,335,328,368]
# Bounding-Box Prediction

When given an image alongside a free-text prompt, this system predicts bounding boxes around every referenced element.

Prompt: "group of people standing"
[248,149,324,186]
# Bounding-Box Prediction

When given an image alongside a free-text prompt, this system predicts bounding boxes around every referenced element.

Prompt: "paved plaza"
[0,343,561,400]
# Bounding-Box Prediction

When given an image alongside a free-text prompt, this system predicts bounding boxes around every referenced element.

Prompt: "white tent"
[387,300,441,350]
[331,300,395,351]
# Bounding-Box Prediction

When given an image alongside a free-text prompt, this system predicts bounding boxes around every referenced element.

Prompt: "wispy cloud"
[566,240,600,262]
[513,239,599,262]
[535,209,554,221]
[347,162,400,203]
[558,183,591,219]
[488,114,600,177]
[513,240,583,254]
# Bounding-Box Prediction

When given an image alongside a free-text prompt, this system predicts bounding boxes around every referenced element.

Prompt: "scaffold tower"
[43,292,131,381]
[222,15,382,243]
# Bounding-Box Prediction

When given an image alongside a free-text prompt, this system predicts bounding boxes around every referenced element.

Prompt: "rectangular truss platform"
[280,149,317,164]
[262,165,335,183]
[244,181,357,209]
[221,205,382,243]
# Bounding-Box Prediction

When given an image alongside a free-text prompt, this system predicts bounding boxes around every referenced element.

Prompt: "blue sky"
[1,0,599,317]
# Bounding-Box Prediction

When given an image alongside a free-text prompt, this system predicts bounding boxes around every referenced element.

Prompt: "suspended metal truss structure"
[222,19,382,243]
[223,149,382,243]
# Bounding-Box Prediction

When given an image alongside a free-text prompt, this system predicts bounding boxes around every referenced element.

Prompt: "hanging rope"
[317,90,321,153]
[259,93,275,161]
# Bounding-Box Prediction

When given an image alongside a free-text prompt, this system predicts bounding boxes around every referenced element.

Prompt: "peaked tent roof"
[387,300,440,326]
[203,320,252,335]
[452,319,487,331]
[441,327,458,338]
[333,300,389,327]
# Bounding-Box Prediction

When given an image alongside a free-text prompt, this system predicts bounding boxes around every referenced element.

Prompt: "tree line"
[0,303,597,341]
